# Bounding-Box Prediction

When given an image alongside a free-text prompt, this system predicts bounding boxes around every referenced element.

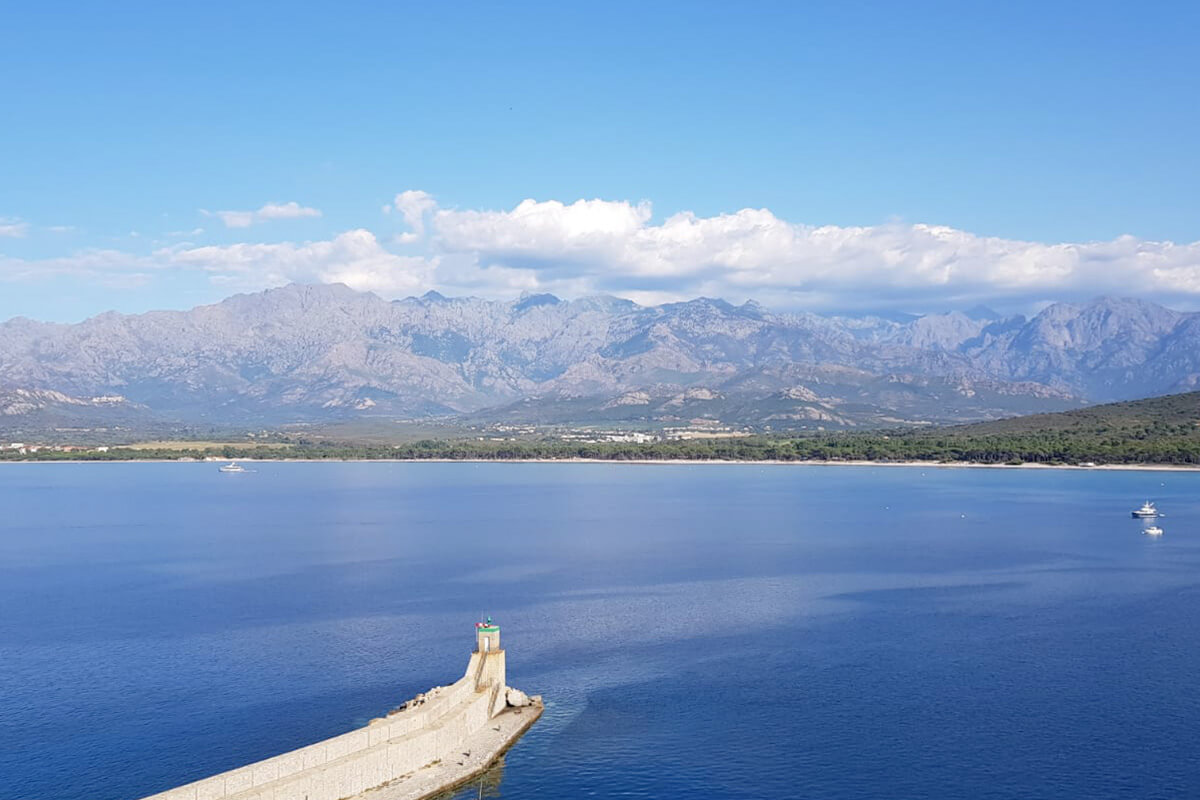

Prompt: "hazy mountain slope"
[0,389,160,438]
[966,297,1200,400]
[3,284,1198,433]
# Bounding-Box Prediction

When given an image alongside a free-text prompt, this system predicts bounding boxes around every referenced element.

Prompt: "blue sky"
[2,1,1199,321]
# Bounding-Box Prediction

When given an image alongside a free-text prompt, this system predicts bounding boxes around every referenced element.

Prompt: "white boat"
[1143,526,1164,536]
[218,462,245,473]
[1131,501,1159,518]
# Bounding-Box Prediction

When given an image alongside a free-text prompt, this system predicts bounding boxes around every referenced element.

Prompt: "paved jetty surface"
[359,703,543,800]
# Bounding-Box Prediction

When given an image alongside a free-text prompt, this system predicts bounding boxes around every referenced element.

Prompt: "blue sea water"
[1,463,1199,800]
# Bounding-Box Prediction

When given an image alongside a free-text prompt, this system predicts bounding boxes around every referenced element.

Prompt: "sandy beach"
[3,457,1200,472]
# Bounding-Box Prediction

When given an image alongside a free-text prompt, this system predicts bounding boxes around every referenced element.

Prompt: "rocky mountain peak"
[2,284,1198,432]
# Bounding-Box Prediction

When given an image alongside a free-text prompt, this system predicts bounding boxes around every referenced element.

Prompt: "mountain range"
[2,284,1198,437]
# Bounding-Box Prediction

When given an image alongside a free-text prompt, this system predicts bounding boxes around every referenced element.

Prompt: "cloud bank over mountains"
[421,197,1200,310]
[172,230,435,295]
[4,192,1200,314]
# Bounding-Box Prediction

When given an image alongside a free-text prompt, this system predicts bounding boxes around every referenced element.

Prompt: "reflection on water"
[441,756,505,800]
[1,463,1199,800]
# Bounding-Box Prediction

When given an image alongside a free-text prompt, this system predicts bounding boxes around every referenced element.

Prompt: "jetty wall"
[139,648,509,800]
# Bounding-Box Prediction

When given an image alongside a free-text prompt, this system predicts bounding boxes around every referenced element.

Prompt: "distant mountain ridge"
[2,284,1199,434]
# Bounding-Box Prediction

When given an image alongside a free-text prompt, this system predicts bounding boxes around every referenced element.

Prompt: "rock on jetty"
[137,620,541,800]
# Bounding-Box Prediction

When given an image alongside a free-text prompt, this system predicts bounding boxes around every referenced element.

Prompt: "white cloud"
[426,196,1200,310]
[0,248,156,284]
[204,201,322,228]
[0,218,30,238]
[256,202,322,222]
[7,192,1200,313]
[388,190,438,244]
[1,231,434,297]
[161,229,435,294]
[434,198,652,260]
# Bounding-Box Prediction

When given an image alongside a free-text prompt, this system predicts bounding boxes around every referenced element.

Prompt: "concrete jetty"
[137,620,541,800]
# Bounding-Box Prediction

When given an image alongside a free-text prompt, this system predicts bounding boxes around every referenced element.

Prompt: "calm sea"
[1,463,1198,800]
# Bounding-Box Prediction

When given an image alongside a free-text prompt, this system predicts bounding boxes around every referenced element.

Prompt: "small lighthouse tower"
[475,616,501,653]
[470,617,508,716]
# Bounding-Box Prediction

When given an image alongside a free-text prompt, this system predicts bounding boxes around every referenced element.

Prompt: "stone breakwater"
[137,628,540,800]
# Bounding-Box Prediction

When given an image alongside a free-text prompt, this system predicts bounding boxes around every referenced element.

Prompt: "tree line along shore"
[2,428,1198,466]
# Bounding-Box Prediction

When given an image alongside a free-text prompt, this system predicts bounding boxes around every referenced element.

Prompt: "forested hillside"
[6,391,1200,466]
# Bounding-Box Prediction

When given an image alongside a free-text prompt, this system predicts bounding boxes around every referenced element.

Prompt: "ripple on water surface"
[1,463,1199,800]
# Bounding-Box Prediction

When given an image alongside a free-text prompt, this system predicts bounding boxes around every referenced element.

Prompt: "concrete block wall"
[138,652,506,800]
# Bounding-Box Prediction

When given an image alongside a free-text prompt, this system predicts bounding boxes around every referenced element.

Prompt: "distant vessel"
[1143,526,1164,536]
[1131,501,1159,518]
[218,462,245,473]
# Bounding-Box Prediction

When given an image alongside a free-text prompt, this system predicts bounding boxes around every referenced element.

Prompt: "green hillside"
[5,391,1200,467]
[875,390,1200,464]
[951,390,1200,436]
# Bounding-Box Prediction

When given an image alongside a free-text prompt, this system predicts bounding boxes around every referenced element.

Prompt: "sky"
[2,1,1199,322]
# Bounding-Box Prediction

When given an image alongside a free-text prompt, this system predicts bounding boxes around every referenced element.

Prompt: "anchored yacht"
[1131,501,1159,518]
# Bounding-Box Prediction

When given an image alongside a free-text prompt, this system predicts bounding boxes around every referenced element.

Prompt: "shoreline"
[3,457,1200,472]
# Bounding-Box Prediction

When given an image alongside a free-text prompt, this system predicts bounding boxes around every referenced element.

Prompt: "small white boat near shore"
[218,462,245,473]
[1131,501,1160,518]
